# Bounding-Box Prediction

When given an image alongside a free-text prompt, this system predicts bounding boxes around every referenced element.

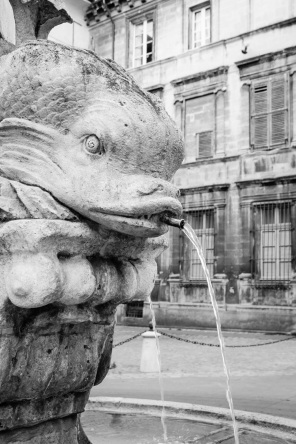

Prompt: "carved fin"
[0,117,67,192]
[0,119,77,221]
[9,0,38,45]
[0,0,72,53]
[37,1,72,39]
[10,180,78,220]
[0,117,57,145]
[0,33,16,57]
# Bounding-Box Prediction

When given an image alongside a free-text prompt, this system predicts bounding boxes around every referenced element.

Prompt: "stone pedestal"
[140,331,161,373]
[238,273,253,304]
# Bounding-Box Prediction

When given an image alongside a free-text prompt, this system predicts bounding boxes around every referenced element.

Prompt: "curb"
[86,397,296,442]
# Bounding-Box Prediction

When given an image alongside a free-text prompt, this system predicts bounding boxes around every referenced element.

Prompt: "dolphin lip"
[88,197,183,219]
[88,198,182,237]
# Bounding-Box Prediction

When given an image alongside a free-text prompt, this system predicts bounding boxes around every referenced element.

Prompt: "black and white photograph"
[0,1,296,443]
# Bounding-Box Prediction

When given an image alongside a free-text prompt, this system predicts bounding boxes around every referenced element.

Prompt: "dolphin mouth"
[88,198,182,237]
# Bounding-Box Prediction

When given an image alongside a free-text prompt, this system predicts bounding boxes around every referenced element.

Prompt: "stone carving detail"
[0,0,72,52]
[0,2,183,443]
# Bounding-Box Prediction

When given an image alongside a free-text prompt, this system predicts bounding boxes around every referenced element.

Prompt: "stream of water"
[182,222,239,444]
[148,296,168,442]
[148,221,239,443]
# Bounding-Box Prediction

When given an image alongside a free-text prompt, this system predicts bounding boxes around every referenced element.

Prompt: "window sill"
[254,280,291,289]
[127,56,175,73]
[180,154,240,167]
[251,144,289,152]
[180,280,209,287]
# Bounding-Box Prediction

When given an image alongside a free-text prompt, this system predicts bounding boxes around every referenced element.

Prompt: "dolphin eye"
[84,135,105,155]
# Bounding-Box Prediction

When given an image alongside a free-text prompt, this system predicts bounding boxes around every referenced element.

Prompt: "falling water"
[182,222,240,444]
[148,295,168,442]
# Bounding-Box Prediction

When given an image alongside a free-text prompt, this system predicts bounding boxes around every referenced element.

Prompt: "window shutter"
[198,131,212,158]
[254,83,268,114]
[254,116,268,149]
[251,82,268,150]
[251,75,288,150]
[271,76,286,146]
[271,112,286,145]
[271,77,285,110]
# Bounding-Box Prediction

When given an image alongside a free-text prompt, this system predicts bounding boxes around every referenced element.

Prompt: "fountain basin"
[82,397,296,443]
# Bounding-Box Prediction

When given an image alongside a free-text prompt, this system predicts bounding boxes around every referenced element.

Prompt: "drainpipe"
[103,0,115,60]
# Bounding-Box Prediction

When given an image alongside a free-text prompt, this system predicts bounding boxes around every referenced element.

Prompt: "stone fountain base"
[83,397,296,443]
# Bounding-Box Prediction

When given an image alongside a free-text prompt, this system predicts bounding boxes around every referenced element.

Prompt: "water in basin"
[81,410,292,444]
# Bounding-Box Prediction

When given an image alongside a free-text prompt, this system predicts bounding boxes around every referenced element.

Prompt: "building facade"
[86,0,296,331]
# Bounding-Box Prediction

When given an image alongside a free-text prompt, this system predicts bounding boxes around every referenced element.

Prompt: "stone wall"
[89,0,296,330]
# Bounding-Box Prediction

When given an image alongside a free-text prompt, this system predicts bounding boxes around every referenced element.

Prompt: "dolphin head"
[0,41,184,237]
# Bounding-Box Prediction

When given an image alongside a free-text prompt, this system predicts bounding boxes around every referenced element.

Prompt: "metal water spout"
[161,215,185,229]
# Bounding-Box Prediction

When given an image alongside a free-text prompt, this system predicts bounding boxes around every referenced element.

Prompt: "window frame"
[252,201,292,282]
[184,92,215,162]
[189,1,211,50]
[183,208,215,281]
[250,73,289,151]
[128,11,155,69]
[125,300,144,318]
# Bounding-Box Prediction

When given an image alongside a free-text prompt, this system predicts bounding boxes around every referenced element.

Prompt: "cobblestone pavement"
[107,326,296,379]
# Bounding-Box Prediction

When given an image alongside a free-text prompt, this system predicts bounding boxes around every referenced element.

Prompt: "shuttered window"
[198,131,212,158]
[184,95,214,161]
[251,75,288,150]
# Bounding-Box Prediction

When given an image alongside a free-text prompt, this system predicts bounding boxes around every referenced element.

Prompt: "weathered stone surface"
[0,391,90,430]
[9,0,72,44]
[0,37,183,443]
[0,415,81,444]
[0,1,72,56]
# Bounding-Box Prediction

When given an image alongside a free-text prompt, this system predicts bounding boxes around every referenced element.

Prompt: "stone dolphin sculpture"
[0,41,183,237]
[0,41,184,443]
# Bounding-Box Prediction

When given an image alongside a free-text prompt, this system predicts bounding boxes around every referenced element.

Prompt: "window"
[187,209,215,279]
[197,130,212,158]
[126,300,144,318]
[190,2,211,49]
[146,85,163,100]
[185,95,214,161]
[253,202,292,280]
[251,75,288,150]
[132,18,154,67]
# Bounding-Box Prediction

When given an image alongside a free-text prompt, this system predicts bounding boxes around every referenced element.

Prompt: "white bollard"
[140,330,161,373]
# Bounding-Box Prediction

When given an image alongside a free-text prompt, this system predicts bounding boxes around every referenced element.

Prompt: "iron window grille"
[251,74,289,151]
[184,209,215,280]
[125,300,144,318]
[252,202,292,282]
